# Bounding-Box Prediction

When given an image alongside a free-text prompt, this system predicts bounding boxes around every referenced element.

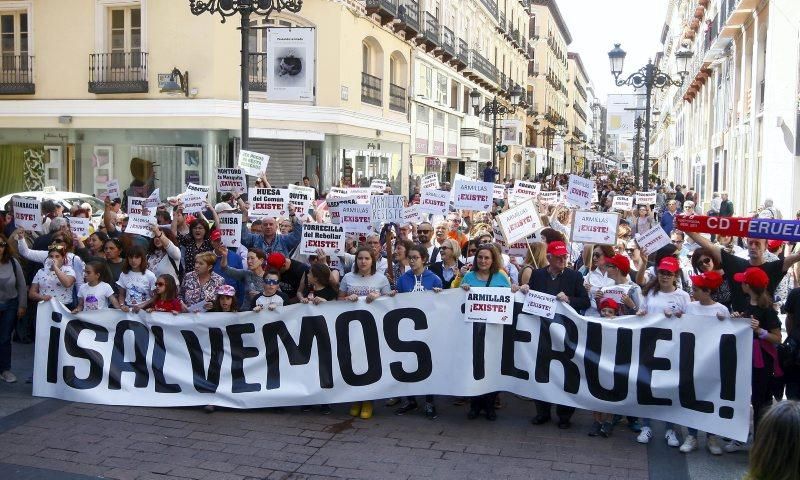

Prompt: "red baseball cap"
[690,271,724,290]
[657,257,680,273]
[606,254,631,275]
[767,240,784,252]
[733,267,769,289]
[547,241,569,257]
[266,252,286,270]
[209,229,222,242]
[599,298,619,311]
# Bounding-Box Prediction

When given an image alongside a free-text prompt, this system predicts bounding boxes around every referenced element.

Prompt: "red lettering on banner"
[570,188,589,199]
[470,303,507,313]
[459,194,488,202]
[675,215,751,237]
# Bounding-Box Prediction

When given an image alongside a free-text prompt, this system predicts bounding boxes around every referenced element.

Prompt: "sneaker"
[628,419,642,433]
[707,436,723,455]
[203,405,215,413]
[665,429,680,447]
[723,439,749,453]
[637,426,653,444]
[600,421,613,438]
[320,404,332,415]
[349,402,361,417]
[424,403,437,420]
[394,401,418,415]
[679,435,698,453]
[359,401,373,419]
[588,421,602,437]
[0,370,17,383]
[385,398,400,406]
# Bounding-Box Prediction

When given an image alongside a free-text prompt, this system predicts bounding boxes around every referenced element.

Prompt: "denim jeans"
[0,298,19,372]
[687,428,715,438]
[642,419,675,430]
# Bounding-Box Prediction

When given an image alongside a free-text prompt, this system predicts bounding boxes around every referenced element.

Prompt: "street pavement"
[0,342,748,480]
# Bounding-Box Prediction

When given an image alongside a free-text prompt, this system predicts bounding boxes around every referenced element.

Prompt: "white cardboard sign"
[13,197,41,232]
[600,284,632,304]
[419,188,450,216]
[522,290,558,319]
[369,179,387,193]
[339,204,373,234]
[127,196,148,217]
[370,195,404,223]
[565,175,594,209]
[421,173,439,190]
[402,205,423,224]
[217,213,242,248]
[249,188,288,219]
[216,168,247,194]
[612,195,634,212]
[68,217,91,239]
[493,184,506,200]
[106,180,121,201]
[497,200,542,244]
[326,196,358,225]
[238,150,270,177]
[538,191,559,205]
[512,180,541,201]
[635,191,657,205]
[181,193,207,215]
[570,211,619,245]
[464,287,514,325]
[124,214,155,238]
[348,188,372,205]
[299,223,346,256]
[453,181,493,211]
[287,184,315,218]
[635,224,672,256]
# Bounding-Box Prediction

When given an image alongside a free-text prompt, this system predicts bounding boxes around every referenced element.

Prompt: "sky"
[556,0,669,102]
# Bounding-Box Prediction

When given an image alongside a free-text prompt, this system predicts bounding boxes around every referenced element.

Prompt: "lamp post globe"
[608,43,626,78]
[675,46,694,77]
[469,89,481,112]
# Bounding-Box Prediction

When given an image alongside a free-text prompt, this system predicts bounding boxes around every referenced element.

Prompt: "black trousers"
[534,400,575,421]
[470,392,497,413]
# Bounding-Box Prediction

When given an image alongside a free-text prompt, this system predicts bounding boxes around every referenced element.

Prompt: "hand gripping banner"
[34,291,752,440]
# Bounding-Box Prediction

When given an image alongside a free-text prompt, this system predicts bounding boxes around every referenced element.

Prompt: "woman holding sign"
[172,205,213,274]
[338,246,395,420]
[29,244,76,310]
[457,244,511,421]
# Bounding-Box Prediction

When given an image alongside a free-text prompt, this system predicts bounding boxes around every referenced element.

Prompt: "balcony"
[389,83,407,113]
[0,55,34,95]
[479,0,498,18]
[454,38,469,70]
[394,0,420,37]
[440,26,456,60]
[361,72,382,106]
[528,60,539,77]
[498,12,507,34]
[88,52,148,94]
[365,0,399,25]
[421,11,440,51]
[248,53,268,91]
[469,49,498,86]
[530,24,540,40]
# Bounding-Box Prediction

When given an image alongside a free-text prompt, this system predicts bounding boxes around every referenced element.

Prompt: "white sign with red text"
[493,184,506,200]
[522,290,558,319]
[339,204,373,234]
[464,287,514,325]
[512,180,541,202]
[419,188,450,216]
[635,191,657,206]
[299,223,346,256]
[217,213,242,248]
[68,217,91,239]
[497,200,542,244]
[124,214,155,238]
[127,197,148,217]
[13,197,41,232]
[453,181,493,211]
[421,173,439,190]
[288,184,315,219]
[402,205,423,224]
[635,224,671,256]
[249,188,288,219]
[216,168,247,194]
[326,196,358,225]
[538,191,559,205]
[566,175,594,209]
[612,195,634,212]
[106,180,121,202]
[570,211,619,245]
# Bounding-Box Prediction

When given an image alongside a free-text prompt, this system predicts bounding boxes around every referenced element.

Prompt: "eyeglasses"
[264,279,279,286]
[657,270,675,277]
[407,256,422,261]
[0,242,7,247]
[156,282,166,286]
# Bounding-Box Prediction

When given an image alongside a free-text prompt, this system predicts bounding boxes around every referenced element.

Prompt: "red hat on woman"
[657,257,680,273]
[598,298,620,311]
[733,267,769,289]
[606,255,631,275]
[689,271,724,290]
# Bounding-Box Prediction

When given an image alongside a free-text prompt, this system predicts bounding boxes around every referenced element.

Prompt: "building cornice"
[531,0,572,45]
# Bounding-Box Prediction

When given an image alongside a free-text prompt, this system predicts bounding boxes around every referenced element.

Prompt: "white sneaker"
[679,435,697,453]
[665,429,680,447]
[707,436,723,455]
[723,439,749,453]
[0,370,16,383]
[637,426,653,444]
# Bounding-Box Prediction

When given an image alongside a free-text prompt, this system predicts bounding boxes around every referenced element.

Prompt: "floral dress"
[177,233,213,273]
[179,271,225,309]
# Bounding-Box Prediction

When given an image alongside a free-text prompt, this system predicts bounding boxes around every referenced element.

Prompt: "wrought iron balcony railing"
[248,53,268,91]
[89,52,148,94]
[361,71,382,106]
[0,54,34,94]
[389,83,406,112]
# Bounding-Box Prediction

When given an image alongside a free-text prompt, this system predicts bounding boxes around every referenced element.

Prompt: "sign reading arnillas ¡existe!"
[571,211,619,245]
[464,287,514,324]
[453,181,493,210]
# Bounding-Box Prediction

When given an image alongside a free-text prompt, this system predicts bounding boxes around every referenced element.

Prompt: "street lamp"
[608,43,693,190]
[470,84,526,173]
[533,118,566,178]
[189,0,304,150]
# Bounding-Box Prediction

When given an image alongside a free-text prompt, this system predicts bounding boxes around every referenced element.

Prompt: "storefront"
[322,135,405,195]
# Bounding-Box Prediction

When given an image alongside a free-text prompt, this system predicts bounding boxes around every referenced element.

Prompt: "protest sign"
[238,150,270,176]
[571,211,619,245]
[249,188,288,219]
[675,215,751,238]
[124,214,155,238]
[326,196,357,225]
[144,188,161,213]
[402,205,423,224]
[464,287,514,325]
[370,195,404,223]
[369,179,387,193]
[612,195,634,212]
[339,204,373,234]
[600,284,632,304]
[522,290,558,319]
[68,217,91,239]
[127,196,148,217]
[216,168,247,194]
[181,193,207,215]
[12,197,41,232]
[453,181,493,211]
[496,200,542,244]
[348,188,372,205]
[565,175,594,209]
[538,191,558,205]
[421,173,439,190]
[299,223,346,256]
[419,188,450,216]
[106,179,121,201]
[34,291,753,441]
[287,184,315,218]
[635,191,657,205]
[512,180,541,201]
[493,184,506,200]
[327,187,350,199]
[635,224,672,255]
[217,213,242,248]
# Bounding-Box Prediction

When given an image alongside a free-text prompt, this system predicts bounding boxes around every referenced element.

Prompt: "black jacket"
[527,267,591,314]
[429,260,464,290]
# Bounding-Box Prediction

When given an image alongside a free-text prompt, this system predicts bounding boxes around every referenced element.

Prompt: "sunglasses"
[264,279,279,286]
[0,241,7,247]
[156,282,166,286]
[699,257,712,265]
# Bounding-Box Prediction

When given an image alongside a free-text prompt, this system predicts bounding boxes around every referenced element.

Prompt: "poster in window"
[266,27,315,102]
[182,147,202,186]
[501,119,522,146]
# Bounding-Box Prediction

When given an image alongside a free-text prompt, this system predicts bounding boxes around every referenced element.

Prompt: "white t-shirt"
[33,266,76,305]
[255,294,284,309]
[642,289,691,315]
[78,282,115,311]
[116,270,157,306]
[685,301,729,318]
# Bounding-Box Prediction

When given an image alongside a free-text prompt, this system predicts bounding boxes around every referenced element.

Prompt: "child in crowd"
[680,270,728,454]
[588,298,619,438]
[117,246,157,313]
[209,285,239,313]
[73,261,119,312]
[253,270,286,312]
[136,274,184,314]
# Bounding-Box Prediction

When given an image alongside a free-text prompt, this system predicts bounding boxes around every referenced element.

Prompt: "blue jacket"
[396,269,443,293]
[240,217,302,257]
[660,210,676,235]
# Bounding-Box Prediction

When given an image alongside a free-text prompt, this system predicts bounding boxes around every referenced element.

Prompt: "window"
[417,63,432,99]
[109,6,141,68]
[450,80,459,110]
[362,44,370,73]
[436,72,448,105]
[249,17,292,54]
[0,11,28,71]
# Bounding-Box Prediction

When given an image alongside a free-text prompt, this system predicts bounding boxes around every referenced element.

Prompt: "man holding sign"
[234,191,302,257]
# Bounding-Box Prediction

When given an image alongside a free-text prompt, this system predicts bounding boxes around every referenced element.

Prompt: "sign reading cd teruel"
[453,181,493,210]
[571,211,620,245]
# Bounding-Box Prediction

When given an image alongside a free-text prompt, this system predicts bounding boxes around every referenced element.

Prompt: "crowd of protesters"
[0,167,798,465]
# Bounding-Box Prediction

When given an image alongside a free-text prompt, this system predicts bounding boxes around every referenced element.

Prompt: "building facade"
[565,52,590,173]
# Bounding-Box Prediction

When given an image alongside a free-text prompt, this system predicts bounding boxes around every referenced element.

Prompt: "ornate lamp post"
[189,0,304,150]
[608,43,692,190]
[533,118,566,177]
[470,85,526,173]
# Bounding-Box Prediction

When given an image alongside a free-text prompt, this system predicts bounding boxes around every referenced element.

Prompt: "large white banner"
[34,293,752,440]
[266,27,315,102]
